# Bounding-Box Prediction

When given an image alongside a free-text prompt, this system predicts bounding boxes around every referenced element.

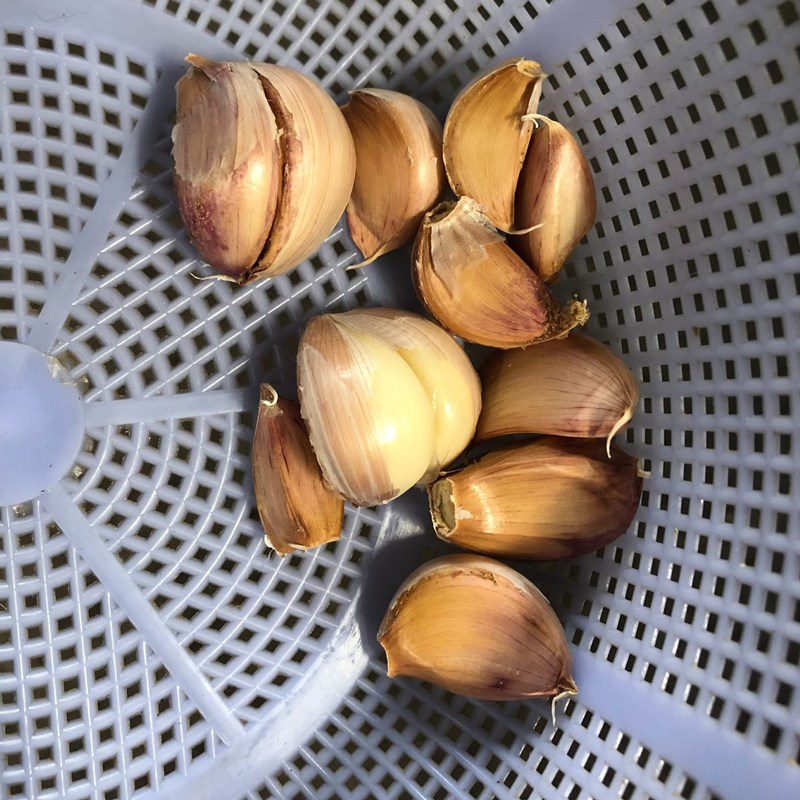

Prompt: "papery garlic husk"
[429,437,643,561]
[332,308,481,482]
[512,116,596,283]
[297,308,479,506]
[476,333,638,455]
[173,54,355,283]
[342,89,446,265]
[443,60,545,231]
[378,553,576,701]
[412,197,589,348]
[252,385,343,555]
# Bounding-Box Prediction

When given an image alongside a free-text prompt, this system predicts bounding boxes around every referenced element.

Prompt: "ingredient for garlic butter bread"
[512,116,597,283]
[252,385,343,555]
[429,437,643,561]
[412,197,588,348]
[342,89,446,266]
[297,308,480,506]
[173,54,355,283]
[443,59,546,232]
[378,553,577,701]
[476,333,638,455]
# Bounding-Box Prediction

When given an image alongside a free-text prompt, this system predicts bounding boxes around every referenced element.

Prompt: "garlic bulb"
[412,197,588,348]
[342,89,446,265]
[429,437,643,561]
[476,333,638,455]
[252,385,343,555]
[512,117,596,283]
[173,54,355,283]
[378,553,576,701]
[297,308,480,506]
[443,59,545,231]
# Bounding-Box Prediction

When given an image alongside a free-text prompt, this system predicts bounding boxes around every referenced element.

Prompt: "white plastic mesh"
[0,1,798,799]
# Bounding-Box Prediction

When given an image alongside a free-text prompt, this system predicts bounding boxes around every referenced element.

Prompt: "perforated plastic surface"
[0,0,798,798]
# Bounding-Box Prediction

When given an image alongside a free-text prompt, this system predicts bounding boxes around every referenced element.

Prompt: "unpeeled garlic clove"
[252,385,343,555]
[429,437,643,561]
[412,197,589,348]
[341,89,446,265]
[173,55,282,280]
[378,553,576,701]
[512,116,596,283]
[335,308,481,482]
[476,333,638,455]
[443,59,545,231]
[297,308,479,506]
[173,55,355,283]
[298,312,433,506]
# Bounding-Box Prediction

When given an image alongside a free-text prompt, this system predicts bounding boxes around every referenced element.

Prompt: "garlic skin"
[476,333,638,455]
[342,89,445,265]
[429,437,643,561]
[297,308,479,505]
[378,553,576,701]
[173,55,281,279]
[443,59,545,231]
[336,308,481,481]
[252,385,343,555]
[173,55,355,283]
[412,197,589,348]
[512,117,596,283]
[298,313,434,506]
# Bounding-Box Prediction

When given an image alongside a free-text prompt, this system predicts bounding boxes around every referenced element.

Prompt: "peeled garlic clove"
[252,385,343,555]
[443,60,545,231]
[173,56,355,283]
[429,437,643,561]
[173,55,282,280]
[512,117,596,283]
[297,312,435,506]
[334,308,480,481]
[412,197,588,348]
[342,89,446,265]
[249,63,356,280]
[476,333,638,455]
[378,553,576,701]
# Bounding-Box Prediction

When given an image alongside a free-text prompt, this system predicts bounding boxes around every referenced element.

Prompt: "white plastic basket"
[1,1,798,798]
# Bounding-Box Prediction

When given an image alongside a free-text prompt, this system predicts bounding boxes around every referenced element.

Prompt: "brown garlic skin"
[342,89,446,265]
[429,437,643,561]
[378,553,576,701]
[412,197,588,349]
[252,385,343,555]
[512,117,597,283]
[475,333,638,455]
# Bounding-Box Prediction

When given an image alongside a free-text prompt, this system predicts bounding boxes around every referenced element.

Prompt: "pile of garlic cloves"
[174,56,643,710]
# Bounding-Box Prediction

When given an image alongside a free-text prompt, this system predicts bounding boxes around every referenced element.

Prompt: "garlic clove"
[512,116,596,283]
[173,56,355,283]
[173,55,282,280]
[475,333,638,455]
[297,312,435,507]
[412,197,588,349]
[249,63,356,280]
[378,553,576,701]
[252,385,344,555]
[335,308,480,481]
[342,89,446,265]
[443,60,545,232]
[429,437,643,561]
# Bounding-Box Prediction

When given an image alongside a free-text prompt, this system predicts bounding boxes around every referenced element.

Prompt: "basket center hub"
[0,341,85,506]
